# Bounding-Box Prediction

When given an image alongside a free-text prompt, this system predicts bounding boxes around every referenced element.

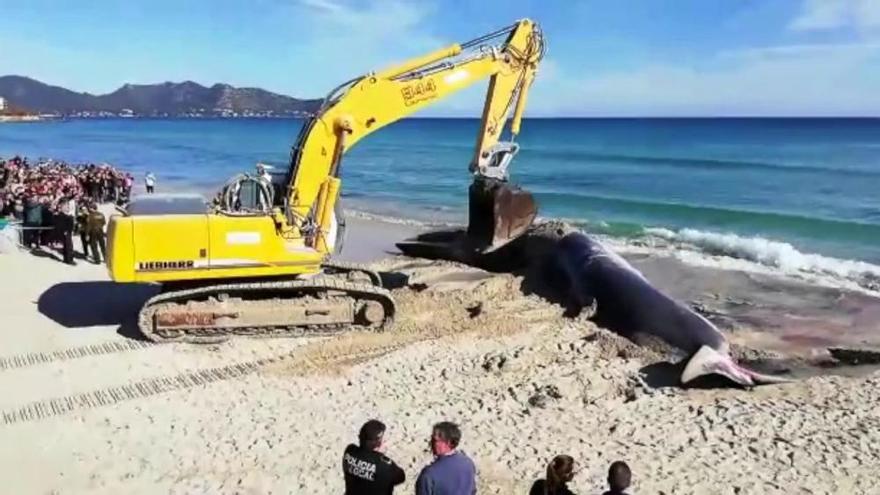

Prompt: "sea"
[2,117,879,292]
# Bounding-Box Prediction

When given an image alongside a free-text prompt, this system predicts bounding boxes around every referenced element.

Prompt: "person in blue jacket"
[415,422,476,495]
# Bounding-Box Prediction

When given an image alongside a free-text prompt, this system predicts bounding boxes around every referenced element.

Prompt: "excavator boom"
[285,19,545,252]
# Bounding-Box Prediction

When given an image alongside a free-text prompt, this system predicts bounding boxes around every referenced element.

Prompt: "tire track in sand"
[1,356,271,425]
[0,339,154,372]
[0,339,411,426]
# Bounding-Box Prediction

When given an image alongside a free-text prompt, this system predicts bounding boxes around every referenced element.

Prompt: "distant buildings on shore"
[0,115,42,122]
[59,109,313,118]
[0,96,44,122]
[0,106,312,120]
[0,94,313,120]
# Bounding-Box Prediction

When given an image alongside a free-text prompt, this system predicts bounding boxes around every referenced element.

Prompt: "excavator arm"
[285,19,545,253]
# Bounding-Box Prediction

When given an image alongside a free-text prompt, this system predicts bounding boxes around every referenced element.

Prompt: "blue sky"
[1,0,878,116]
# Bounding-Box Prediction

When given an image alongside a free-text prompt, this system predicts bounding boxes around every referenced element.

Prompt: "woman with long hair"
[529,454,577,495]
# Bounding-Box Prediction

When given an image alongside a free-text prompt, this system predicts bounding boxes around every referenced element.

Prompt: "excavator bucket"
[467,178,537,252]
[394,178,537,264]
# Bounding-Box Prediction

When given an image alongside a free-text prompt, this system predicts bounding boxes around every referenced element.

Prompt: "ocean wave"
[519,148,879,178]
[347,209,452,228]
[644,227,880,291]
[346,205,880,294]
[533,191,880,241]
[357,142,878,178]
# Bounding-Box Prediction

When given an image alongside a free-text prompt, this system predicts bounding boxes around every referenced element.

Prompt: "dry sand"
[0,214,879,494]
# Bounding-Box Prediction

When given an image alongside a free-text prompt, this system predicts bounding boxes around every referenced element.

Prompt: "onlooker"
[12,197,24,222]
[145,171,156,193]
[87,202,107,264]
[76,204,90,259]
[415,421,476,495]
[0,156,128,217]
[342,419,406,495]
[56,200,75,265]
[41,197,55,246]
[529,455,577,495]
[256,163,271,184]
[0,156,128,263]
[602,461,631,495]
[122,173,134,203]
[22,196,42,248]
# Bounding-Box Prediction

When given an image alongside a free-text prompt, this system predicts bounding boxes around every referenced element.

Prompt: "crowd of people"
[342,419,633,495]
[0,156,130,264]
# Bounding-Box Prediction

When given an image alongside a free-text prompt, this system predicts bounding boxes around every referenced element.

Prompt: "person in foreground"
[602,461,631,495]
[416,421,476,495]
[529,454,577,495]
[342,419,406,495]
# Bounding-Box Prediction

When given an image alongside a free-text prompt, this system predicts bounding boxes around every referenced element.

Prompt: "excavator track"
[320,260,383,286]
[138,276,395,344]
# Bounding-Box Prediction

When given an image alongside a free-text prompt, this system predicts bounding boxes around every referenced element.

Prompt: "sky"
[1,0,878,116]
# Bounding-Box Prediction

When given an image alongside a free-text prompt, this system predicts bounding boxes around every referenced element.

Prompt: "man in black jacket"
[76,204,90,259]
[342,419,406,495]
[56,200,75,265]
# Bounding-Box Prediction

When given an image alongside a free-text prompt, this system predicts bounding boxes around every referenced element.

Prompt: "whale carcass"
[554,232,789,387]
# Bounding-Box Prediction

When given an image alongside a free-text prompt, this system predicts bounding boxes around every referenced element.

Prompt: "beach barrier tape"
[0,339,155,372]
[0,339,410,426]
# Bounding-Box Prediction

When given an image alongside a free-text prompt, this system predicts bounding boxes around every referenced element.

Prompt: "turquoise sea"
[2,117,879,288]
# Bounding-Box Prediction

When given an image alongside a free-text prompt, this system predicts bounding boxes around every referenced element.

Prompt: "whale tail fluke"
[681,345,793,387]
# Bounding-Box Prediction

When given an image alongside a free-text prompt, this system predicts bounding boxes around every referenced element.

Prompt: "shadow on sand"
[38,281,159,340]
[637,360,745,389]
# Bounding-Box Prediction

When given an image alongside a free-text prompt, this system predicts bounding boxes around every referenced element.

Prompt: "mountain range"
[0,75,322,117]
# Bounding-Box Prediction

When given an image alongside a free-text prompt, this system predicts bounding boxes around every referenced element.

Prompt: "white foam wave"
[347,209,456,228]
[643,227,880,292]
[323,202,880,295]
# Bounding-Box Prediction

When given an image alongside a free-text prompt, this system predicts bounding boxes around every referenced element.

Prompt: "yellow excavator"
[106,19,545,343]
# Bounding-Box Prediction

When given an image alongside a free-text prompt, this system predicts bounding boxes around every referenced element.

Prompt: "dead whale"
[554,232,789,387]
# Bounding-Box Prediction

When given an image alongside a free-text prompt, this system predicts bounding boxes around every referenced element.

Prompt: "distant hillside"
[0,76,322,117]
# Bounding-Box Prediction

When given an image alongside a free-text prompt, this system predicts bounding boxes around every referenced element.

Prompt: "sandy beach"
[4,1,880,492]
[1,212,879,494]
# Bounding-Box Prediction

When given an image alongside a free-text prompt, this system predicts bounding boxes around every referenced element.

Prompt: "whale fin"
[681,345,793,387]
[740,368,794,385]
[682,346,755,386]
